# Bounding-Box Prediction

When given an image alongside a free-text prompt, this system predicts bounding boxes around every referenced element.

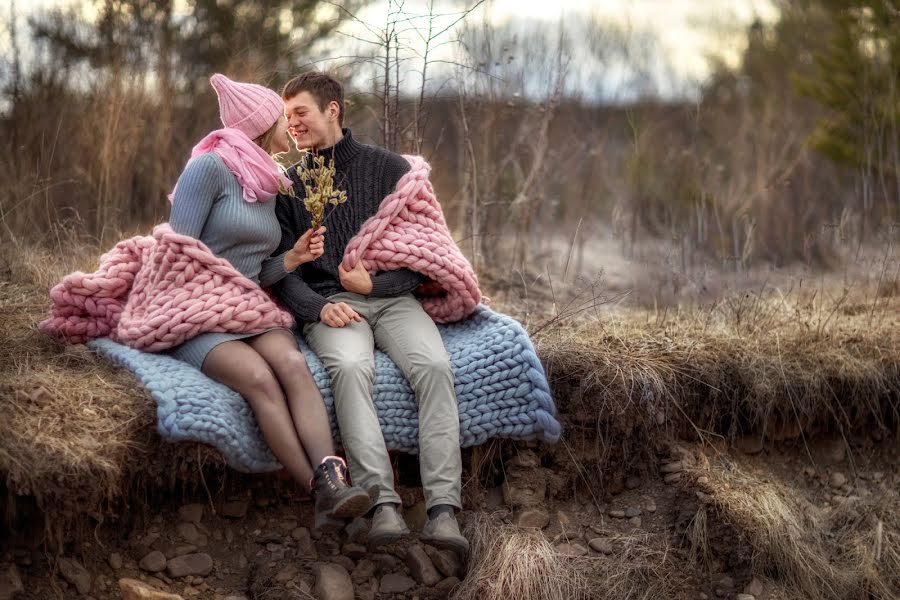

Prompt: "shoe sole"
[329,491,374,520]
[367,528,410,548]
[422,535,470,558]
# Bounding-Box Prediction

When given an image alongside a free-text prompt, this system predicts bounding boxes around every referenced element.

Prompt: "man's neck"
[318,127,344,151]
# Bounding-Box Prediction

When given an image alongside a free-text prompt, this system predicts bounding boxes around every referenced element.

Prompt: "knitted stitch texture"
[342,155,482,323]
[40,223,293,350]
[87,306,560,472]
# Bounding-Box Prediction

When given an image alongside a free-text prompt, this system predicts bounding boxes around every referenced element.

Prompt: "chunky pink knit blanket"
[342,155,482,323]
[40,224,293,351]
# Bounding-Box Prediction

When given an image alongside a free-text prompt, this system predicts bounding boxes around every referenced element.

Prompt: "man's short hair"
[282,72,345,126]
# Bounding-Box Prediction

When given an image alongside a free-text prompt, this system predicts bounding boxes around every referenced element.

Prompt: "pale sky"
[5,0,780,102]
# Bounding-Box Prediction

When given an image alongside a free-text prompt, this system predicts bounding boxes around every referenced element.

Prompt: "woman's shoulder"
[180,152,229,183]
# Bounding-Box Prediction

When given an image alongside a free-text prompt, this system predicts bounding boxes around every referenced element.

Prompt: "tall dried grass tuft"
[454,513,684,600]
[686,453,900,599]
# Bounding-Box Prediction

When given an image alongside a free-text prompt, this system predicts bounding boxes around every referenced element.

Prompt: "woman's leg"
[201,339,315,486]
[247,329,335,464]
[248,329,374,523]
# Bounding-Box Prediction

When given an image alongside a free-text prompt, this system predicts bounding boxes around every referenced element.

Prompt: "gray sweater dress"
[166,152,292,369]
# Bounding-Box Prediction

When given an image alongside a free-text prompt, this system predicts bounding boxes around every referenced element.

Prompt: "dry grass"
[685,451,900,600]
[528,281,900,486]
[454,513,684,600]
[1,232,898,552]
[0,231,228,547]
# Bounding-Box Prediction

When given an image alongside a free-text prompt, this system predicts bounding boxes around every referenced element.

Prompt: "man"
[272,72,468,555]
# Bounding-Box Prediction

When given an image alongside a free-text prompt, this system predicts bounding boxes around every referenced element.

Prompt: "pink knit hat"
[209,73,283,140]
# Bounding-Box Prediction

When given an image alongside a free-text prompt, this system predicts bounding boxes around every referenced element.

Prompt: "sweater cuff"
[306,293,331,322]
[258,251,290,288]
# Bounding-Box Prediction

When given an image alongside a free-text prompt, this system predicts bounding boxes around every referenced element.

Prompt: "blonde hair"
[254,119,282,155]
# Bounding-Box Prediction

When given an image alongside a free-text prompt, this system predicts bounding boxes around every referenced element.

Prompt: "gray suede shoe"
[368,504,410,547]
[421,512,469,556]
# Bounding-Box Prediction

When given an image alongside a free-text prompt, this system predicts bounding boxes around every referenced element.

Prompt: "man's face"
[284,91,338,150]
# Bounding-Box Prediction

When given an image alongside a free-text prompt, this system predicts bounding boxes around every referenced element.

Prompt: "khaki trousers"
[303,292,462,510]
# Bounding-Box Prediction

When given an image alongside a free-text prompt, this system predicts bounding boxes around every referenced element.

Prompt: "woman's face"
[269,115,291,155]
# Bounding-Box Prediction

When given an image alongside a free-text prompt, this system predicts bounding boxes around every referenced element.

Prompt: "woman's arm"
[169,154,224,238]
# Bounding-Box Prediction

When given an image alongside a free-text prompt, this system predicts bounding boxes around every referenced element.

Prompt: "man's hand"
[320,302,362,328]
[284,227,326,271]
[338,260,373,295]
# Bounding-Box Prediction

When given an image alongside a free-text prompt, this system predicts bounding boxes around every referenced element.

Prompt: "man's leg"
[303,295,401,508]
[370,295,462,511]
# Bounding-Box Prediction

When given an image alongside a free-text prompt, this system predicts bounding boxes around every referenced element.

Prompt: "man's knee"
[410,354,453,387]
[330,354,375,380]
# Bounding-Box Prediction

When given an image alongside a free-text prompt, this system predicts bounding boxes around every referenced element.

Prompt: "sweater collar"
[313,128,362,168]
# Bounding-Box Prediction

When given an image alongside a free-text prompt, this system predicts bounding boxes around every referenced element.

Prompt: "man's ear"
[329,100,341,123]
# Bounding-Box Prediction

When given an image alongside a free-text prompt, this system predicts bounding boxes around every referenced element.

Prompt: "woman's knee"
[242,363,283,402]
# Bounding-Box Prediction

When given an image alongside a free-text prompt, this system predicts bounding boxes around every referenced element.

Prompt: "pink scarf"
[169,128,291,204]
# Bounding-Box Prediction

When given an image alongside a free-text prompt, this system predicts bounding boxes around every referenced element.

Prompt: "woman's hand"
[285,227,326,270]
[338,260,373,295]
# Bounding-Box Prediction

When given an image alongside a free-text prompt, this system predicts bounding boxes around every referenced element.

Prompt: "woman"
[167,73,371,528]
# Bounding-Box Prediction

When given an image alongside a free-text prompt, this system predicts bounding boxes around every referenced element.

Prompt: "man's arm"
[273,271,330,322]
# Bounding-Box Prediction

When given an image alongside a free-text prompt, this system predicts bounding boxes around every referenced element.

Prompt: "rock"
[132,532,162,558]
[379,573,416,594]
[317,536,341,556]
[608,509,626,519]
[624,507,641,518]
[225,528,234,544]
[168,546,197,559]
[0,565,24,600]
[223,596,249,600]
[556,510,572,529]
[166,554,213,578]
[871,471,885,482]
[423,546,461,578]
[829,472,848,489]
[118,578,184,600]
[588,538,613,555]
[58,557,92,595]
[554,543,588,557]
[370,553,401,573]
[313,563,353,600]
[176,523,207,547]
[178,504,204,525]
[275,565,299,583]
[507,450,540,469]
[341,543,367,560]
[331,556,355,574]
[629,516,642,528]
[736,595,755,600]
[625,476,642,490]
[108,553,124,570]
[406,545,441,586]
[515,508,550,529]
[644,498,657,513]
[355,579,377,600]
[403,502,428,531]
[736,435,764,455]
[139,551,167,573]
[744,577,764,596]
[664,472,682,484]
[256,531,281,544]
[436,576,461,592]
[351,559,376,583]
[292,527,316,558]
[659,461,683,474]
[219,500,248,519]
[345,518,368,544]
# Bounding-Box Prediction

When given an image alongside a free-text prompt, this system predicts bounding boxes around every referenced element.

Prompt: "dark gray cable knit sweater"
[272,129,424,323]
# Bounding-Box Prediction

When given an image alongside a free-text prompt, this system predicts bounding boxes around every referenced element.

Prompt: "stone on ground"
[313,563,353,600]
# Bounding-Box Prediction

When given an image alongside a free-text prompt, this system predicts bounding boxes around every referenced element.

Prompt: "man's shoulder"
[356,142,411,175]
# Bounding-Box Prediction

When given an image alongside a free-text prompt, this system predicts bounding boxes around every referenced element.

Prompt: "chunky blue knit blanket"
[87,307,560,472]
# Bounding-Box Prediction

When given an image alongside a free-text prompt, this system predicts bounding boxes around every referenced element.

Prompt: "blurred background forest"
[0,0,897,306]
